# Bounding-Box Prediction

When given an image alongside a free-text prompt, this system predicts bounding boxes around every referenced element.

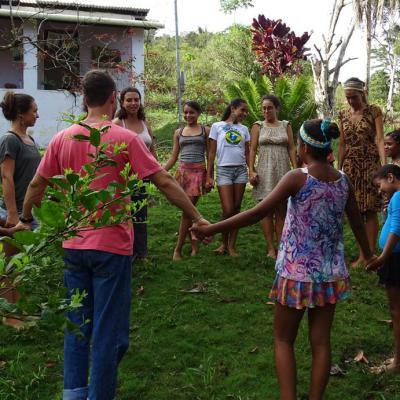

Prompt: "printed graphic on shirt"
[224,128,242,145]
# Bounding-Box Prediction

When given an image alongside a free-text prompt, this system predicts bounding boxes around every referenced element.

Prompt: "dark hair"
[221,98,247,121]
[299,119,340,159]
[0,91,35,121]
[387,129,400,145]
[183,100,202,114]
[82,70,116,108]
[116,87,145,120]
[373,164,400,180]
[261,94,281,109]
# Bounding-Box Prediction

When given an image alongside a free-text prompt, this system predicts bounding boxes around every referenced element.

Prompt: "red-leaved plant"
[252,15,311,78]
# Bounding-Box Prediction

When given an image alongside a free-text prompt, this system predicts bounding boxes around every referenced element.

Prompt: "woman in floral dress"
[338,77,385,266]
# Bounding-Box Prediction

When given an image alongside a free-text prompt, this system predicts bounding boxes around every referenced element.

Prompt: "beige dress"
[253,120,291,201]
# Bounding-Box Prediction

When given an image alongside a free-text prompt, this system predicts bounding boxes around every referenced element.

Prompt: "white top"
[122,119,152,149]
[209,121,250,167]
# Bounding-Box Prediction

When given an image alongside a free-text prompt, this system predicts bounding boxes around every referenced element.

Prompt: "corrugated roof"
[0,0,149,16]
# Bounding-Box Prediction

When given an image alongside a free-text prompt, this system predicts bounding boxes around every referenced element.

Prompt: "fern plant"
[224,74,317,134]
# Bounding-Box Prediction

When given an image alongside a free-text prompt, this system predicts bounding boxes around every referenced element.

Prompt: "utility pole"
[174,0,183,125]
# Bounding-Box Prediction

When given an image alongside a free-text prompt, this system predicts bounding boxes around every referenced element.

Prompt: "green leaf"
[65,172,80,185]
[89,128,101,147]
[33,201,66,228]
[13,230,39,246]
[48,176,70,190]
[73,134,90,141]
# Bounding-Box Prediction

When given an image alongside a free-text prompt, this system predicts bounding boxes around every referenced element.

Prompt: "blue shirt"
[379,191,400,252]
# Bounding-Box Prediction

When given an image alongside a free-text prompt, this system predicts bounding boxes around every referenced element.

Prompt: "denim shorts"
[216,165,248,186]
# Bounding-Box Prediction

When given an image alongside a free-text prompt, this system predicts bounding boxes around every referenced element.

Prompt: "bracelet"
[192,215,204,223]
[19,216,34,223]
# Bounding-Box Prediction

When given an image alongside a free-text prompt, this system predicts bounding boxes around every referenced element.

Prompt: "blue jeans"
[62,249,133,400]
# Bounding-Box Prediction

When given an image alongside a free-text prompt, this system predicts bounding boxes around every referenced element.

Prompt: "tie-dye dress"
[269,168,351,309]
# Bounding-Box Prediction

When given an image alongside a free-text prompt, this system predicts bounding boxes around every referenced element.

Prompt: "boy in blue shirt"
[368,164,400,373]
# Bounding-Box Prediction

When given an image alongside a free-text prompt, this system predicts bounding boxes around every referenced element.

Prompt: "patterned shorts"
[269,275,351,309]
[175,162,206,197]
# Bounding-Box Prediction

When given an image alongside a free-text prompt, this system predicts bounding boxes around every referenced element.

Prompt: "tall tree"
[219,0,253,13]
[352,0,400,90]
[371,12,400,114]
[311,0,356,117]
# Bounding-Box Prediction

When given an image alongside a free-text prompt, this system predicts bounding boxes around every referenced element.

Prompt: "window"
[41,30,80,90]
[91,46,121,69]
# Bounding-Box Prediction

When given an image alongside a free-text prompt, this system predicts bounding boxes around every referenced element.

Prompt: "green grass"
[1,188,400,399]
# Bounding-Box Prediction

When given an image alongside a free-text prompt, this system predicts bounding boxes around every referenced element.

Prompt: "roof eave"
[0,8,164,29]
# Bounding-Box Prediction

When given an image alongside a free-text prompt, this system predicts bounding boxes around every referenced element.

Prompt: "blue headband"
[300,119,331,149]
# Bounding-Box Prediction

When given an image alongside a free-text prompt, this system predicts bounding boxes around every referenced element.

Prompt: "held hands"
[205,177,214,193]
[249,171,259,187]
[5,211,19,228]
[365,254,383,272]
[190,218,213,244]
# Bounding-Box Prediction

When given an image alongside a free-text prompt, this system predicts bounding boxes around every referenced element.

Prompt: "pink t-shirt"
[37,121,162,256]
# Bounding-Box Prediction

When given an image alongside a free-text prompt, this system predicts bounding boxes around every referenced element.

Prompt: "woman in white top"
[207,98,250,256]
[113,87,157,259]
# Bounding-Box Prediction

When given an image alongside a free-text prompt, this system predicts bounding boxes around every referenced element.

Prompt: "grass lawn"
[1,186,400,400]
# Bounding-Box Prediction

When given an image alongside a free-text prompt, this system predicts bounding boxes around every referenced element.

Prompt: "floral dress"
[339,104,382,213]
[269,168,351,309]
[252,120,291,201]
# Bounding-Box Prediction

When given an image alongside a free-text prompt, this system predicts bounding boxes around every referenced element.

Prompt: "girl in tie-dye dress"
[191,119,375,399]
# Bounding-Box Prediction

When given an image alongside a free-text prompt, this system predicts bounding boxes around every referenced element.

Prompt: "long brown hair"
[116,87,145,120]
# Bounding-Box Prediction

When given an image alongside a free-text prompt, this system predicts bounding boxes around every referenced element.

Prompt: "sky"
[90,0,368,80]
[136,0,368,80]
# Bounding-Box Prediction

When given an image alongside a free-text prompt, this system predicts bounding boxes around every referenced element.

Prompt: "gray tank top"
[179,126,206,164]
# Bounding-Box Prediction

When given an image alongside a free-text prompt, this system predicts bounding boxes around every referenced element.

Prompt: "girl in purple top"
[192,119,375,399]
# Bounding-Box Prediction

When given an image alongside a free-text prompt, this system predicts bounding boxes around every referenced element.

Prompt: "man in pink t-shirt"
[19,70,209,400]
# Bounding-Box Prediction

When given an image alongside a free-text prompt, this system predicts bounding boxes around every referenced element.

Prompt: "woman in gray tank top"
[0,91,41,227]
[113,87,157,260]
[164,101,210,261]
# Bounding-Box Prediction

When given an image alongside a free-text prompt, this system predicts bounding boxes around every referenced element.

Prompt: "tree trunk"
[311,1,355,118]
[387,58,396,115]
[365,0,372,92]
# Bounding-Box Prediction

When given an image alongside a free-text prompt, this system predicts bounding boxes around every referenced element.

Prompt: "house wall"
[0,22,146,147]
[0,18,23,88]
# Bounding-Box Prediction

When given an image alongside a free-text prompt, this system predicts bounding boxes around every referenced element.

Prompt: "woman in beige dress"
[249,95,297,258]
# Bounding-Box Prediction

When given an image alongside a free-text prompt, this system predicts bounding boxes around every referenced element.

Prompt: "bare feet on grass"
[172,250,182,261]
[213,244,227,255]
[228,248,238,257]
[351,257,365,268]
[370,359,400,374]
[267,248,277,260]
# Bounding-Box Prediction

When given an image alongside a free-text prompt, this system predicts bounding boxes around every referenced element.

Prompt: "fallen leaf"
[351,285,359,290]
[354,350,369,364]
[136,286,144,296]
[0,360,6,369]
[180,283,207,293]
[330,364,346,376]
[378,319,393,327]
[249,347,259,354]
[264,301,275,306]
[45,360,57,368]
[217,296,241,303]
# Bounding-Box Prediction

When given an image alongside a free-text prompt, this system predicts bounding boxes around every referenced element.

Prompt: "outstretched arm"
[192,170,305,238]
[21,173,49,220]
